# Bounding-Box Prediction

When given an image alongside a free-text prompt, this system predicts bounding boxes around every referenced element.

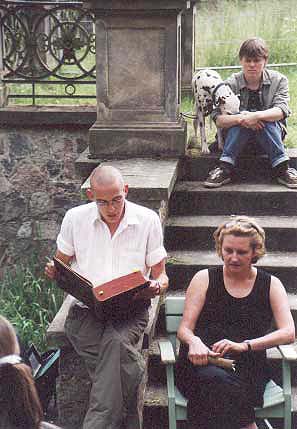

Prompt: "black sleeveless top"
[177,266,273,404]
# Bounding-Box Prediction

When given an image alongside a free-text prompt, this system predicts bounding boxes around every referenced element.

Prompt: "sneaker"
[203,166,232,188]
[277,167,297,188]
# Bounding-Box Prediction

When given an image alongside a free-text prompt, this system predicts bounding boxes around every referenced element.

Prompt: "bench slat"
[165,297,185,315]
[166,315,183,333]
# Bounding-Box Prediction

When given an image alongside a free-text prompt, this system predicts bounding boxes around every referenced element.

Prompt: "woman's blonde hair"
[213,216,266,263]
[0,315,43,429]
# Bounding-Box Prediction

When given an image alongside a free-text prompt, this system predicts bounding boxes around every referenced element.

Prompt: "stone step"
[180,148,297,182]
[165,214,297,252]
[77,155,179,206]
[143,381,297,429]
[169,181,297,216]
[166,250,297,293]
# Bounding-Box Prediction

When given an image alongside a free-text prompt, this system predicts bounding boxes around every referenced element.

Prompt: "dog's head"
[192,69,223,115]
[192,69,222,91]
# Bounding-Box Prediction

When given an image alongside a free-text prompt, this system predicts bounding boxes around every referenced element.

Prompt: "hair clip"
[0,354,22,367]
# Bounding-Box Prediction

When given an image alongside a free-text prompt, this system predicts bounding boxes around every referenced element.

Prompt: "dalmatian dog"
[189,69,240,154]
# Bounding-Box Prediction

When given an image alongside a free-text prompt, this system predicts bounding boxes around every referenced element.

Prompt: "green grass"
[195,0,297,66]
[9,78,96,106]
[0,255,64,352]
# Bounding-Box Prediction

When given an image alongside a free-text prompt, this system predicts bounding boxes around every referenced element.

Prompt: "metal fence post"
[0,7,9,107]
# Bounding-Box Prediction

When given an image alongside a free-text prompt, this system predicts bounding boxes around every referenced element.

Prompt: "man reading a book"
[45,165,168,429]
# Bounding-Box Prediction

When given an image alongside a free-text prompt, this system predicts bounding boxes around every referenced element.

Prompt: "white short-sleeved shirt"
[56,200,167,286]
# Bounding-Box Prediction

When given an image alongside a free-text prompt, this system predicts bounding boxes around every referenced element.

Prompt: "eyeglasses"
[224,219,260,234]
[95,195,124,208]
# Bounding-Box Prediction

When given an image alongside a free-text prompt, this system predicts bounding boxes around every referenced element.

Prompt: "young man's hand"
[133,279,161,300]
[44,260,57,280]
[241,111,265,129]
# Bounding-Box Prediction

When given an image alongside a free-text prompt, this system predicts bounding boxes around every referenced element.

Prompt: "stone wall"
[0,108,96,276]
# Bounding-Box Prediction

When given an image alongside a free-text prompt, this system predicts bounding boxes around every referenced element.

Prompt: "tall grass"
[196,0,297,66]
[0,254,64,352]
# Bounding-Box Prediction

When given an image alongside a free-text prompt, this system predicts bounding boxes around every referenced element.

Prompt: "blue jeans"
[220,121,289,168]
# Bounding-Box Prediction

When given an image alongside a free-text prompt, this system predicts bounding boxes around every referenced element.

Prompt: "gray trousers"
[65,303,149,429]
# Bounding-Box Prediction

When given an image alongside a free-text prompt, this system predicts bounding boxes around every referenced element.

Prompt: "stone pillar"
[0,9,9,107]
[181,1,196,96]
[83,0,188,158]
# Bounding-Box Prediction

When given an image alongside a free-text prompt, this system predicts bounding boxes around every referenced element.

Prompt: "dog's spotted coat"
[190,69,240,153]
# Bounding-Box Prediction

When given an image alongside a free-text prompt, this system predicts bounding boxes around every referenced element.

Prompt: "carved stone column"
[83,0,188,158]
[181,1,196,95]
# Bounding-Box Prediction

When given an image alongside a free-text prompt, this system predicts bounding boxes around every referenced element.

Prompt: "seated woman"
[0,315,61,429]
[176,216,295,429]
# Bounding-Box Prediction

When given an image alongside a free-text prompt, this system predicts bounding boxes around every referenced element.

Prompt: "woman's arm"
[177,270,220,366]
[246,276,295,351]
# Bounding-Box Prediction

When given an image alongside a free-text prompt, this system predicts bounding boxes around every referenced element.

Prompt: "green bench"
[159,295,297,429]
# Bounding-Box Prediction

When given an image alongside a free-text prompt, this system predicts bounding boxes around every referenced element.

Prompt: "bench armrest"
[276,344,296,395]
[277,344,297,361]
[158,339,176,364]
[158,339,176,400]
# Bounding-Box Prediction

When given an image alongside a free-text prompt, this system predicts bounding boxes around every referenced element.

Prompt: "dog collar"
[0,354,22,366]
[212,82,227,105]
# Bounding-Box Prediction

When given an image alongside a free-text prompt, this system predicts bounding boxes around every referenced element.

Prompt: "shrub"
[0,255,64,352]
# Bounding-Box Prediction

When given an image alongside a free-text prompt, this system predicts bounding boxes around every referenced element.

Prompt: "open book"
[53,257,149,310]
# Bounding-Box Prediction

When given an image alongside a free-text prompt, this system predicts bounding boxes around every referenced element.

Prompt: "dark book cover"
[53,257,149,310]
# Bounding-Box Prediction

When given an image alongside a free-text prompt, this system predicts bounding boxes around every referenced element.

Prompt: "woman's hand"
[188,336,220,366]
[212,338,247,356]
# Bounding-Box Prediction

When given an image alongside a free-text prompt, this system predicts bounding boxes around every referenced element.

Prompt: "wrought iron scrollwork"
[0,0,96,104]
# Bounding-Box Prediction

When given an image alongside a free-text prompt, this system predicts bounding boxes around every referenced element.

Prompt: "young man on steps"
[204,37,297,189]
[45,165,168,429]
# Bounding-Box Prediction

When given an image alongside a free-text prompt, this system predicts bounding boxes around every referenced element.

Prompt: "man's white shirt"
[57,200,167,286]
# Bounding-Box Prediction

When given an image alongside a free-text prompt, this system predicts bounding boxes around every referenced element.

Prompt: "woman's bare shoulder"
[187,269,209,297]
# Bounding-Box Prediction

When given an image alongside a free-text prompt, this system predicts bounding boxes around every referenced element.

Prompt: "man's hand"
[188,336,220,366]
[45,251,72,280]
[44,260,57,280]
[133,279,161,300]
[212,338,247,356]
[240,111,265,130]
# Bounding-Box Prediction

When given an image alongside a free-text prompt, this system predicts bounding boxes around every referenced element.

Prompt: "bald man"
[45,165,168,429]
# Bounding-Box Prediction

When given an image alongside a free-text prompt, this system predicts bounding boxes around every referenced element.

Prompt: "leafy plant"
[0,254,64,352]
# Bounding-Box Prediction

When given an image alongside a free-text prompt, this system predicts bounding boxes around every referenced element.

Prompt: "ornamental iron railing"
[0,0,96,105]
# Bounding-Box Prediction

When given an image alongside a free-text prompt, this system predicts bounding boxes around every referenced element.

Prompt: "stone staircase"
[143,150,297,429]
